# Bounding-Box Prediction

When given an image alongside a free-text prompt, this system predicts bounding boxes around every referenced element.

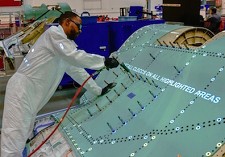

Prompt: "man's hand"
[101,83,117,95]
[104,58,119,69]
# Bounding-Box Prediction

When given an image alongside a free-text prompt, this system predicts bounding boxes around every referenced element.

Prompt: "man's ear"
[65,18,70,26]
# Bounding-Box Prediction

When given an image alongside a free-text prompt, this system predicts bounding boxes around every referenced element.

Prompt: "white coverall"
[1,25,105,157]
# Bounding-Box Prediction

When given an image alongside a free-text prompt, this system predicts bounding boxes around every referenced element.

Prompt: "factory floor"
[0,71,82,130]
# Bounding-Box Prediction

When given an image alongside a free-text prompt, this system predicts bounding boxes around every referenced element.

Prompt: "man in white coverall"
[1,11,119,157]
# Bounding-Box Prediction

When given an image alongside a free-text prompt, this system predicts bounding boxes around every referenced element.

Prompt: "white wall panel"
[25,0,147,17]
[150,0,162,11]
[0,0,163,18]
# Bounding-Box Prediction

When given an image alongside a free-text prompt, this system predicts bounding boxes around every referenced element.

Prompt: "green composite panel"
[23,3,71,21]
[51,24,225,157]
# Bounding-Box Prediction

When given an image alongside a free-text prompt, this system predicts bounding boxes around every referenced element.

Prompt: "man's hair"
[58,11,80,25]
[211,7,217,14]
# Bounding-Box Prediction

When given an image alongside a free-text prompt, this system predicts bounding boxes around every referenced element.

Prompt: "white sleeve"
[47,27,105,70]
[66,66,102,96]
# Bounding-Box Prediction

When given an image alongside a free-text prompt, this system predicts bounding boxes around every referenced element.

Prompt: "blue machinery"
[25,24,225,157]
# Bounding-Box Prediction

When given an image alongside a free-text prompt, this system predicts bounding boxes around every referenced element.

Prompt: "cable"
[27,70,101,157]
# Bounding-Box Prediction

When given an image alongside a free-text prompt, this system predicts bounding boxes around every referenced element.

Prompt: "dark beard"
[68,29,78,40]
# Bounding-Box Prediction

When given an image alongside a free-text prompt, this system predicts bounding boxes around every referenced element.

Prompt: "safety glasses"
[69,18,82,30]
